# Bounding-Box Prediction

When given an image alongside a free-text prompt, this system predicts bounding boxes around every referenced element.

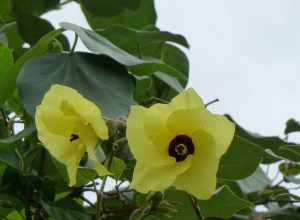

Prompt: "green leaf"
[6,210,24,220]
[0,194,23,210]
[12,0,60,15]
[96,25,189,51]
[17,52,135,118]
[279,162,300,176]
[110,157,126,179]
[163,189,199,220]
[0,0,11,20]
[0,123,36,150]
[285,118,300,135]
[0,28,64,104]
[16,12,55,45]
[15,12,69,49]
[0,148,22,170]
[226,115,290,163]
[0,22,23,49]
[42,199,91,220]
[278,145,300,162]
[218,135,263,180]
[60,23,186,92]
[75,168,97,187]
[199,186,253,219]
[237,167,270,194]
[0,43,13,79]
[82,0,156,29]
[80,0,124,17]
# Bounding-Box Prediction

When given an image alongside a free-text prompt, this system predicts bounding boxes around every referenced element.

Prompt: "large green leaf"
[218,135,263,180]
[60,22,186,92]
[0,28,64,104]
[0,43,13,79]
[226,115,290,163]
[42,199,91,220]
[199,186,253,219]
[81,0,156,29]
[96,25,189,52]
[17,52,135,118]
[237,167,270,194]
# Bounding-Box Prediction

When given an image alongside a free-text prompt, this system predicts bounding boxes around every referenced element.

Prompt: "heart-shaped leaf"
[17,52,135,118]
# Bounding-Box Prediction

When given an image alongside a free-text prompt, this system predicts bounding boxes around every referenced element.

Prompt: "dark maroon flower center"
[168,135,195,162]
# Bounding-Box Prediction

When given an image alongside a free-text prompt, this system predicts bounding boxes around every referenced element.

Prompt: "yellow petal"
[36,107,78,161]
[200,113,235,157]
[166,109,203,136]
[65,144,86,186]
[127,105,175,166]
[35,84,110,186]
[144,103,173,157]
[170,88,205,110]
[131,156,192,193]
[42,84,108,140]
[174,130,218,200]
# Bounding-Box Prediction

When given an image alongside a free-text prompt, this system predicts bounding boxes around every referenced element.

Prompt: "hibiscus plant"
[0,0,300,220]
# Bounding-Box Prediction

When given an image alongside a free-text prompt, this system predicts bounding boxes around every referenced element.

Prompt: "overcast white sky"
[44,0,300,141]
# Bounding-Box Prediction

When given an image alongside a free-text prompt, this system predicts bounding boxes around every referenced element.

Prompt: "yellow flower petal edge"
[127,88,235,199]
[35,84,110,186]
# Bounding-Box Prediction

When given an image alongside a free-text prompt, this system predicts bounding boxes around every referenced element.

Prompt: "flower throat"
[168,135,195,162]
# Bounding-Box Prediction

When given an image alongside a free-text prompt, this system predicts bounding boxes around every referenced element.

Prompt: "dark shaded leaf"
[16,12,54,45]
[80,0,124,17]
[42,199,91,220]
[285,119,300,135]
[82,0,156,30]
[17,52,135,118]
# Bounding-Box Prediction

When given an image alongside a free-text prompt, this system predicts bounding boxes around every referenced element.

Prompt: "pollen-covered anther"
[168,135,195,162]
[69,133,79,142]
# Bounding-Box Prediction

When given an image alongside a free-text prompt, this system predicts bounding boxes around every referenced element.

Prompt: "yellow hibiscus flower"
[127,88,235,199]
[35,84,110,186]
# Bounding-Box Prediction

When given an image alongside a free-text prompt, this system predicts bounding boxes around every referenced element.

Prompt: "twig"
[205,98,219,108]
[70,33,78,54]
[79,195,95,207]
[188,195,202,219]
